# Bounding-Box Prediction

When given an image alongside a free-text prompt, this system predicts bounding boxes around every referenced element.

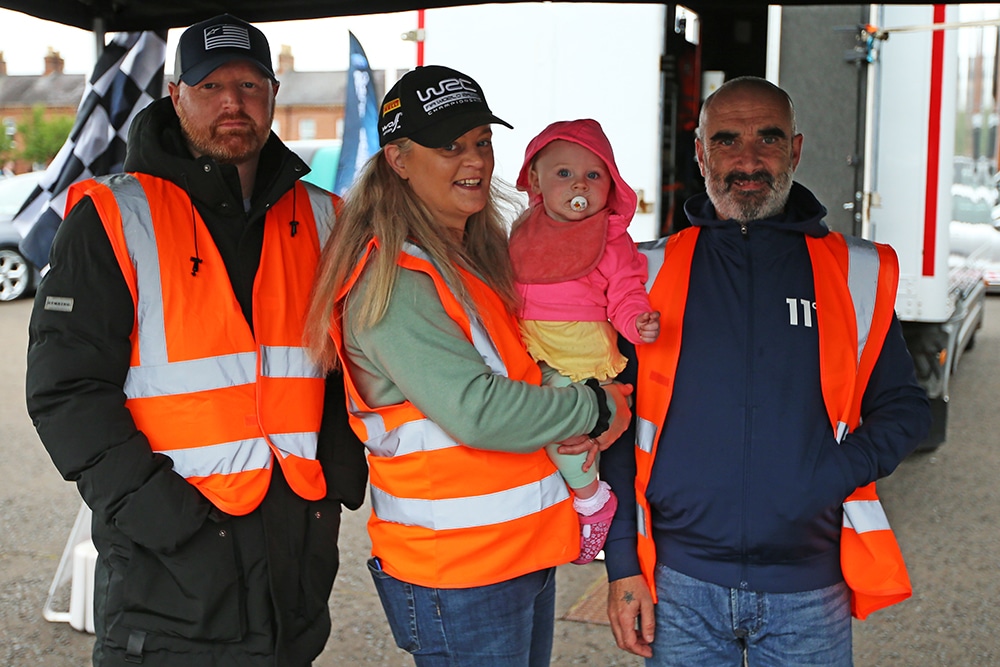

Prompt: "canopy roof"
[0,0,978,33]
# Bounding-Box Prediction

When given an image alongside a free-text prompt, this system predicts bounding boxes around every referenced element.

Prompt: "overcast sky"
[0,8,421,76]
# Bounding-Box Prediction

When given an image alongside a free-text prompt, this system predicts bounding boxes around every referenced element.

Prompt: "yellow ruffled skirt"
[520,319,627,383]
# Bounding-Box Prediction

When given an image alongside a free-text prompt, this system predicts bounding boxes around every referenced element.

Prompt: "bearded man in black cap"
[26,14,367,666]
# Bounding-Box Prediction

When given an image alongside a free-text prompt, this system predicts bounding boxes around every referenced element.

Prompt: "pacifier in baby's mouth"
[570,196,589,212]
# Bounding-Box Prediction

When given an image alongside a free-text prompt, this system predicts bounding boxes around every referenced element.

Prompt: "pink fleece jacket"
[511,119,651,345]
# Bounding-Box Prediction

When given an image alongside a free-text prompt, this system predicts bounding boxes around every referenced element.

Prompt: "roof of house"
[0,68,384,111]
[0,73,87,109]
[275,69,384,106]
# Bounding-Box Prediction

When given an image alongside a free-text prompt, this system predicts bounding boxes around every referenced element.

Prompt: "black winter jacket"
[26,97,368,666]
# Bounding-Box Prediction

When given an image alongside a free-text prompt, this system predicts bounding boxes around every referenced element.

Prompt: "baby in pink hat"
[509,118,659,564]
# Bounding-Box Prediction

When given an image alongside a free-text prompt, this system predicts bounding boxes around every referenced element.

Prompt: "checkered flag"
[13,30,166,270]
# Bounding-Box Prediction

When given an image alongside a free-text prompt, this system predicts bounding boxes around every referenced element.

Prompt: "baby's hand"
[635,311,660,344]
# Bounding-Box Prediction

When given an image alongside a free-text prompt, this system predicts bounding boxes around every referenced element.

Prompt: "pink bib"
[509,207,608,284]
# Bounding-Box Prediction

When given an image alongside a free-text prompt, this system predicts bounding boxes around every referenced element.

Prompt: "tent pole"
[92,17,105,59]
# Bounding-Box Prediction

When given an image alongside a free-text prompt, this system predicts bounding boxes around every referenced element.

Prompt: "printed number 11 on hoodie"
[786,298,815,327]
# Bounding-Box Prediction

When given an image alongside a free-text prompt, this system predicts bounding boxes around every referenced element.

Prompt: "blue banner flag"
[334,32,379,196]
[14,30,166,269]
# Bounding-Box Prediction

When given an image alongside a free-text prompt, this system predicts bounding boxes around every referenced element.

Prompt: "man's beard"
[705,163,794,223]
[179,111,269,165]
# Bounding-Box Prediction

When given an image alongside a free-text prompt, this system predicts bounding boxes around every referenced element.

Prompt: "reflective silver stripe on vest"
[843,235,879,365]
[100,174,169,366]
[125,352,256,398]
[836,235,881,443]
[303,182,334,248]
[270,432,319,459]
[636,416,657,454]
[636,500,648,539]
[162,437,272,477]
[842,498,890,534]
[364,415,460,458]
[402,241,508,377]
[838,240,892,537]
[370,470,570,530]
[261,345,324,379]
[350,396,386,437]
[349,392,457,458]
[637,237,668,293]
[120,342,322,402]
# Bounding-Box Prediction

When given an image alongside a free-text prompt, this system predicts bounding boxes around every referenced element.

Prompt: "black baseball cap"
[175,14,276,86]
[378,65,512,148]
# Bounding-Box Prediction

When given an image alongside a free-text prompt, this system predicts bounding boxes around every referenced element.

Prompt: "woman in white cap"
[306,65,632,666]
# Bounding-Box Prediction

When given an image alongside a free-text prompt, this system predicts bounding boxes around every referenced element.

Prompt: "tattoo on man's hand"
[622,591,634,604]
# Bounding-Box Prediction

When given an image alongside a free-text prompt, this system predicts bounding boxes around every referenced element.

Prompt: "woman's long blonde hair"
[305,139,521,371]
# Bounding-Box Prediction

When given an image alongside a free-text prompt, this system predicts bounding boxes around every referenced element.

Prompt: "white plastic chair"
[43,501,97,634]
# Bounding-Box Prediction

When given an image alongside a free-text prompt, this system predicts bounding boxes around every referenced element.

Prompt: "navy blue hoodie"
[602,182,930,593]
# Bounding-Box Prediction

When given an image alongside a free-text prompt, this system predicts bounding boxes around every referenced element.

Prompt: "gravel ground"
[3,295,1000,666]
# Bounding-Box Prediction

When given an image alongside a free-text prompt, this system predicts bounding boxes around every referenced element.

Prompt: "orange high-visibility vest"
[330,238,579,588]
[69,173,334,516]
[634,227,910,620]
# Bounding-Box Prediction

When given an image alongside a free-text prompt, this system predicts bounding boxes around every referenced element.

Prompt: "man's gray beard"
[707,166,794,223]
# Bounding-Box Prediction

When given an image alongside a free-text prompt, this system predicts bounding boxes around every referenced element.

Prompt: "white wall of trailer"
[421,2,667,242]
[867,4,959,323]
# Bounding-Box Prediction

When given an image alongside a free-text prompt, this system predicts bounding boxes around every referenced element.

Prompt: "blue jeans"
[367,558,556,667]
[648,563,852,667]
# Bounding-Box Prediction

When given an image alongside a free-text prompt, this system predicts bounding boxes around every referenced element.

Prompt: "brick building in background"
[0,44,379,173]
[0,48,84,173]
[272,44,387,141]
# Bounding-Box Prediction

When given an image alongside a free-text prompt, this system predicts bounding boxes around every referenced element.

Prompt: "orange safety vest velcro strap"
[633,228,700,602]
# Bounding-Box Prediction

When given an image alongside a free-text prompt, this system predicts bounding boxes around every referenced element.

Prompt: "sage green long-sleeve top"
[343,261,611,453]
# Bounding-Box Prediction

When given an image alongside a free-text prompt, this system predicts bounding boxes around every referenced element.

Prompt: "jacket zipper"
[740,223,752,590]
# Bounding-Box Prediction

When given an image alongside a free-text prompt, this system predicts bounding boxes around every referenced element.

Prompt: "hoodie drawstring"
[289,183,299,237]
[181,174,203,276]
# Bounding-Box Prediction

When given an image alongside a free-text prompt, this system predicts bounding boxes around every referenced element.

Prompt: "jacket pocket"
[299,499,342,615]
[121,517,243,641]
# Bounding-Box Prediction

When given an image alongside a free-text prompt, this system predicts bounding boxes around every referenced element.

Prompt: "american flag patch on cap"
[204,24,251,50]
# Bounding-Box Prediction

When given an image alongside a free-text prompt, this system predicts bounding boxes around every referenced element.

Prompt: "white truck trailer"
[860,4,987,449]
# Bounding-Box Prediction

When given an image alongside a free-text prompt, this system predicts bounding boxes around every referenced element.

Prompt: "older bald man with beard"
[600,76,930,667]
